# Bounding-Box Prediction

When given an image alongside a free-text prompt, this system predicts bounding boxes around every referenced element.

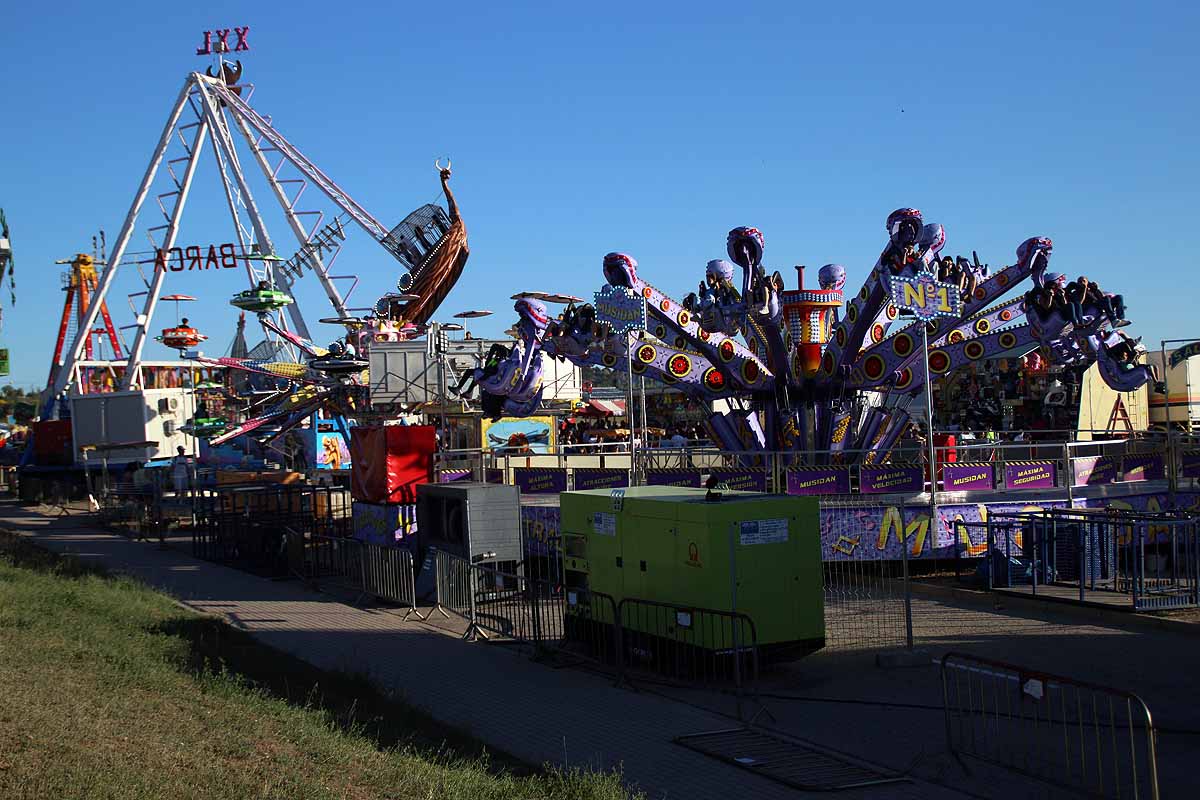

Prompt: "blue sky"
[2,0,1197,388]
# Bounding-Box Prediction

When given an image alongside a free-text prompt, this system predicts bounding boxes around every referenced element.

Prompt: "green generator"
[561,486,824,660]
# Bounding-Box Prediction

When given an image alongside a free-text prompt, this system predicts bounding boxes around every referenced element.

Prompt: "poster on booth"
[707,469,767,492]
[786,467,849,495]
[1003,461,1056,490]
[481,416,555,454]
[573,468,629,490]
[942,464,994,491]
[860,464,923,494]
[315,431,350,470]
[513,467,567,494]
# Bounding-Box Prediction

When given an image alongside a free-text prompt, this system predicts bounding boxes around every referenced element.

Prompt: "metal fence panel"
[990,509,1200,610]
[942,652,1159,799]
[821,497,911,653]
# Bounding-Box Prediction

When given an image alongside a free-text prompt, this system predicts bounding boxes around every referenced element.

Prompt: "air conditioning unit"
[158,396,181,413]
[163,420,176,436]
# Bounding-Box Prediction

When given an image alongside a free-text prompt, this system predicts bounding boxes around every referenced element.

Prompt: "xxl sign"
[889,269,963,321]
[196,27,250,55]
[154,244,240,272]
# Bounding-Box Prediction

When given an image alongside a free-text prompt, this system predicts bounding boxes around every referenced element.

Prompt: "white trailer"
[1149,349,1200,432]
[70,387,197,465]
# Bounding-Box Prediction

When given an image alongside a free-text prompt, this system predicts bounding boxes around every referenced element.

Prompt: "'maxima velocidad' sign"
[889,269,962,321]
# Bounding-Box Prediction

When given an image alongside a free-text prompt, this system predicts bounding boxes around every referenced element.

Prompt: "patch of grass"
[0,532,638,799]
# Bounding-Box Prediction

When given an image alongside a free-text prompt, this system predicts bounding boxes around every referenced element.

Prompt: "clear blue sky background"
[1,0,1196,389]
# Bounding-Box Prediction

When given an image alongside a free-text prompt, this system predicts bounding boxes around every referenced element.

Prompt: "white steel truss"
[49,68,413,407]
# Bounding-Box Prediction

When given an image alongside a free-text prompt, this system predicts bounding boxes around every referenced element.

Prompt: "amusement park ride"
[0,209,14,334]
[34,32,1155,466]
[46,248,124,391]
[43,36,472,455]
[463,213,1157,465]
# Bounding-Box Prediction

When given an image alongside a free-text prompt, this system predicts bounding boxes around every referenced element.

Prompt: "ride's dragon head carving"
[886,208,923,249]
[602,252,639,288]
[1016,236,1054,286]
[514,297,550,336]
[818,264,847,291]
[726,227,764,268]
[206,60,244,95]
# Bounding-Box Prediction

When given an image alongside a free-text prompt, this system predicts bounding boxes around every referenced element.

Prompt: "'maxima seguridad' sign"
[889,269,963,321]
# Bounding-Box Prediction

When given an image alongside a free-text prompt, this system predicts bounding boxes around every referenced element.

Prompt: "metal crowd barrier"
[990,509,1200,610]
[429,549,756,712]
[942,652,1159,799]
[821,497,912,652]
[192,483,352,577]
[615,597,759,694]
[951,518,1027,588]
[430,548,581,645]
[288,531,423,619]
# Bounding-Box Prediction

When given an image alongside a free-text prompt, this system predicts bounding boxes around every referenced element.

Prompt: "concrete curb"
[910,580,1200,636]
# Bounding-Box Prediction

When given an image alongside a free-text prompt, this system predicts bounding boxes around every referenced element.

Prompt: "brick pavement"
[2,504,959,800]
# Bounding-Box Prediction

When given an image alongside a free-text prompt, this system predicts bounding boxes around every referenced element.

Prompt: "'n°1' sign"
[890,268,962,321]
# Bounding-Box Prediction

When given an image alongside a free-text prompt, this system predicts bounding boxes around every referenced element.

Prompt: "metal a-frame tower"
[45,60,420,416]
[47,252,124,391]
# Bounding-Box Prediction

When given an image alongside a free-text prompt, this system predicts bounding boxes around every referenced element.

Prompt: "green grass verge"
[0,532,638,800]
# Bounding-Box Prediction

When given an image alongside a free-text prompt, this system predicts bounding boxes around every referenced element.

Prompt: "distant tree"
[0,385,41,423]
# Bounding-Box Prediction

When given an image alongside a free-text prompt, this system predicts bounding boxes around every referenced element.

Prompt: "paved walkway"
[2,504,957,800]
[13,503,1199,798]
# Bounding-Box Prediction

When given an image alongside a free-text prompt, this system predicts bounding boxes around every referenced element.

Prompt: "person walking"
[171,446,191,498]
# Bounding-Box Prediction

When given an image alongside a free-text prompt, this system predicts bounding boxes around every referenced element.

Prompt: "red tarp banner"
[350,425,436,503]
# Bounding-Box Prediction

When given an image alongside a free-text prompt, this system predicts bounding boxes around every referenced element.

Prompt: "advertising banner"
[645,469,702,487]
[786,467,850,495]
[707,468,767,493]
[481,415,556,454]
[1071,456,1117,487]
[512,467,567,494]
[352,502,417,546]
[860,464,923,494]
[1003,460,1056,490]
[1120,453,1165,482]
[942,464,994,491]
[519,505,561,557]
[573,468,629,490]
[822,499,1069,561]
